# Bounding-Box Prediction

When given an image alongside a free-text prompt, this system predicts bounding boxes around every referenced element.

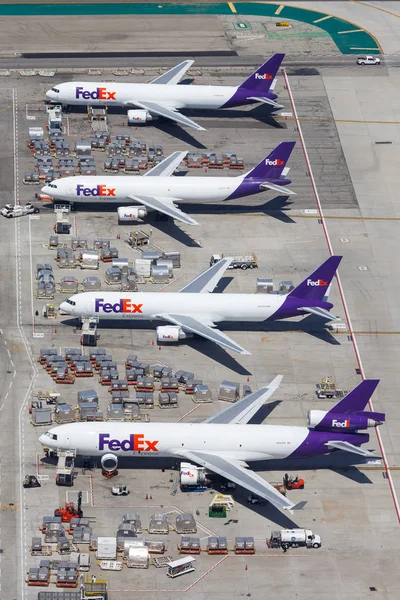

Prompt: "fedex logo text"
[307,279,328,287]
[95,298,143,314]
[265,158,284,166]
[99,433,159,452]
[255,73,273,80]
[75,87,116,100]
[332,419,350,428]
[76,185,116,198]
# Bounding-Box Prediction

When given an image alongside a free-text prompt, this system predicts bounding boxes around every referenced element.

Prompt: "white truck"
[268,529,321,550]
[210,253,258,270]
[1,203,40,218]
[356,55,380,66]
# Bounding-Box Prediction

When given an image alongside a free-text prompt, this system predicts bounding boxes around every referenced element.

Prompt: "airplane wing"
[126,194,199,226]
[158,313,251,356]
[204,376,283,424]
[247,96,284,110]
[144,151,187,177]
[150,60,195,85]
[179,257,233,294]
[260,181,296,195]
[176,450,300,512]
[131,100,206,131]
[299,306,340,321]
[326,440,374,457]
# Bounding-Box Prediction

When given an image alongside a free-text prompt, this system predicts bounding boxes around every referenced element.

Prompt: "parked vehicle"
[268,529,321,549]
[112,485,129,496]
[356,55,380,66]
[1,203,40,218]
[210,253,258,270]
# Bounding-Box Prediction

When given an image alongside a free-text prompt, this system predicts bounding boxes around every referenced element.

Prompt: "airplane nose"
[41,185,51,195]
[60,301,72,314]
[46,89,55,100]
[39,434,47,445]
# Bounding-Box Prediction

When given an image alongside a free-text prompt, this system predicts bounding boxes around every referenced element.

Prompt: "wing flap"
[150,60,194,85]
[177,450,298,511]
[126,194,199,226]
[133,100,206,131]
[326,440,375,457]
[299,306,340,321]
[204,376,283,424]
[144,151,187,177]
[179,257,233,294]
[159,313,251,356]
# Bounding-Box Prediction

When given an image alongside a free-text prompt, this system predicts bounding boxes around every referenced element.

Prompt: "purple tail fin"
[328,380,380,414]
[239,53,285,91]
[288,256,342,301]
[244,141,295,181]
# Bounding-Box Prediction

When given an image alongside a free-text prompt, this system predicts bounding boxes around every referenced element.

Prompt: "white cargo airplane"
[39,379,384,513]
[41,141,296,226]
[45,54,285,131]
[60,255,343,356]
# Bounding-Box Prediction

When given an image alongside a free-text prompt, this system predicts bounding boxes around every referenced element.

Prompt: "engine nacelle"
[156,325,192,343]
[117,206,148,222]
[101,453,118,472]
[180,462,207,487]
[127,109,155,124]
[307,410,384,432]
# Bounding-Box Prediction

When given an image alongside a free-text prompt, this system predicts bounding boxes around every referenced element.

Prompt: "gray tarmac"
[0,7,399,600]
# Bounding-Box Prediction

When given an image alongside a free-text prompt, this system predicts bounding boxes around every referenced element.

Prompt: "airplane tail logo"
[244,141,295,181]
[239,53,284,91]
[289,256,342,302]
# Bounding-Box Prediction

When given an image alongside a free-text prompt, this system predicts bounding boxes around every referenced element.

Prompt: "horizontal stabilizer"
[326,440,374,457]
[260,181,296,195]
[127,194,199,226]
[248,96,284,110]
[299,306,341,321]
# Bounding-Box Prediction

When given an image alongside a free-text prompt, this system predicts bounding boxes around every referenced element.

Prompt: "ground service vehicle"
[111,485,129,496]
[356,55,380,65]
[23,475,41,488]
[284,473,305,490]
[54,490,83,522]
[1,203,40,218]
[210,253,258,270]
[268,529,321,549]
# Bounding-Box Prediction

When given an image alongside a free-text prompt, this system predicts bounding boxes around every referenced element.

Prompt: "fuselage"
[46,81,273,110]
[41,174,269,205]
[62,291,286,322]
[39,421,369,461]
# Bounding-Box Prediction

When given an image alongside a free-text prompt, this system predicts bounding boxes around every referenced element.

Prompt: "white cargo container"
[96,537,117,559]
[127,546,149,568]
[135,258,151,277]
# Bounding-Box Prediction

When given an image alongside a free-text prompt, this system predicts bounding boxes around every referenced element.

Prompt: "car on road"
[356,55,381,66]
[1,203,40,218]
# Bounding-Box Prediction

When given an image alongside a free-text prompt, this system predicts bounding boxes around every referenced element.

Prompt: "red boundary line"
[282,68,400,523]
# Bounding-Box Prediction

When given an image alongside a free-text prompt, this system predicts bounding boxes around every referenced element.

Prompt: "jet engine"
[156,325,193,343]
[117,206,148,222]
[307,410,384,432]
[101,453,118,472]
[127,109,155,124]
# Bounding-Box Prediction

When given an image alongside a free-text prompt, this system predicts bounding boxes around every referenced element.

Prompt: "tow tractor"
[111,485,129,496]
[284,473,305,490]
[1,203,40,218]
[54,490,83,522]
[23,475,41,488]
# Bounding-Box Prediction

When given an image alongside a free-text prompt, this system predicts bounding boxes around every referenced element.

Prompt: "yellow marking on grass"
[227,2,236,13]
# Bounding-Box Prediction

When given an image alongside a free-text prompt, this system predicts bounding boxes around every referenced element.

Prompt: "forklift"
[23,474,41,488]
[284,474,305,490]
[54,490,83,522]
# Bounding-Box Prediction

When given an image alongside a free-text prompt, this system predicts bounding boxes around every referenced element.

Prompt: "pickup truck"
[356,55,380,66]
[210,253,258,270]
[1,203,40,218]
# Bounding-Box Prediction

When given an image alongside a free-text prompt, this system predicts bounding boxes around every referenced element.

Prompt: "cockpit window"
[66,299,76,306]
[44,431,58,440]
[48,183,58,189]
[51,88,60,93]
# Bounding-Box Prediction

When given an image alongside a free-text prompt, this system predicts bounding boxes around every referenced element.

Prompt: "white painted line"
[313,14,332,23]
[283,69,400,524]
[0,405,3,411]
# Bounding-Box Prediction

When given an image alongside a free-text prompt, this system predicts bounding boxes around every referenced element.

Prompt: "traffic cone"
[247,377,250,382]
[245,565,248,571]
[145,493,148,500]
[150,495,152,500]
[152,340,155,346]
[54,328,57,334]
[158,346,161,351]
